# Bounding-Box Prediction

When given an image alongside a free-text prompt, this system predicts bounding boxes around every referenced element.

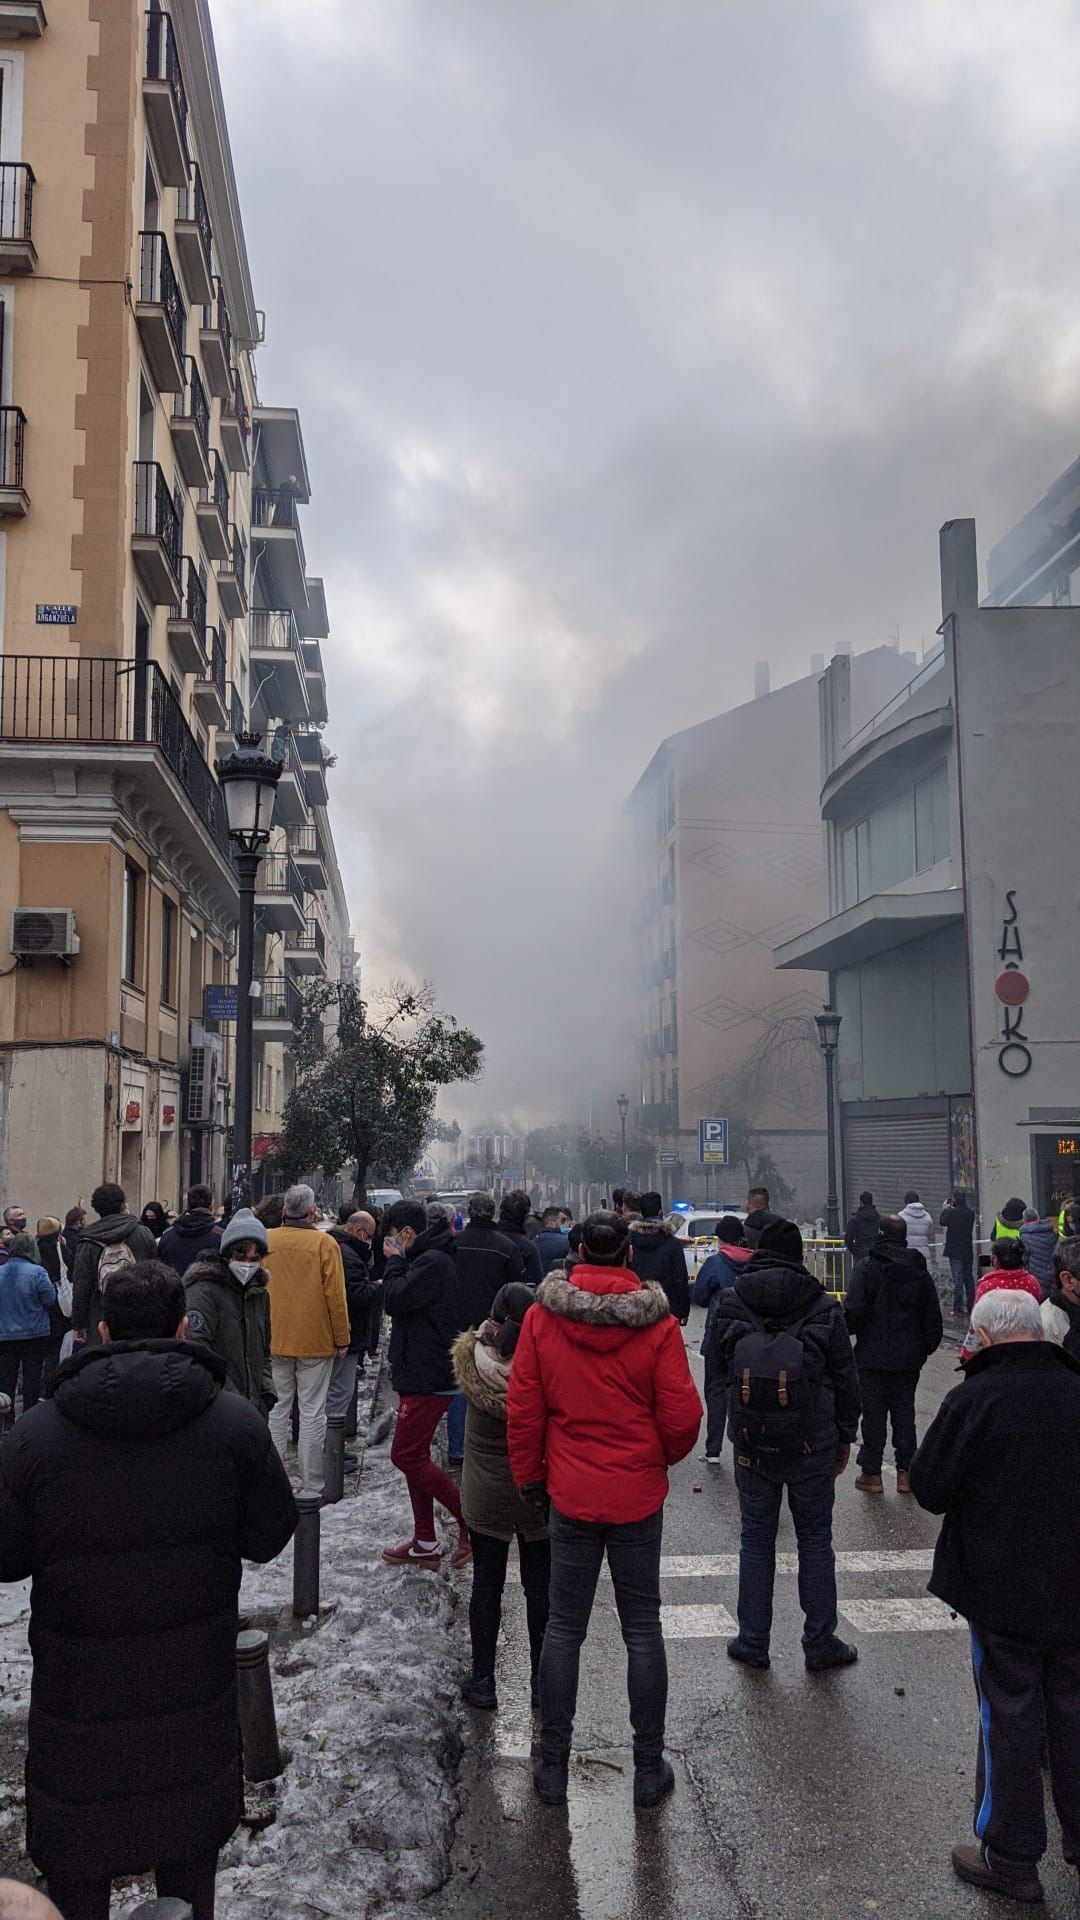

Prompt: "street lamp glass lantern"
[217,737,282,848]
[815,1006,842,1053]
[616,1094,630,1121]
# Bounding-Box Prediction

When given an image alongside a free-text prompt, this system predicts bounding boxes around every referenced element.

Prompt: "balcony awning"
[773,887,964,973]
[252,407,310,502]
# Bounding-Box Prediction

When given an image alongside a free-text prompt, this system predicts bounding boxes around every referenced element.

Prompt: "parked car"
[666,1207,747,1275]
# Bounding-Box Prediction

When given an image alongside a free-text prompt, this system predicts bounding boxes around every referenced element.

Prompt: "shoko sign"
[995,890,1032,1078]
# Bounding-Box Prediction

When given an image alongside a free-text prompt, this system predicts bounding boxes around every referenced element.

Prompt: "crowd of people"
[3,1174,1080,1911]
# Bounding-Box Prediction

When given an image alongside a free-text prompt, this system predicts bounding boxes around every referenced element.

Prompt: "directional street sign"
[698,1117,729,1166]
[659,1151,679,1168]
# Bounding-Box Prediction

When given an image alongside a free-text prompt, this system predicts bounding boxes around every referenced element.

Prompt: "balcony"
[284,915,327,977]
[255,855,306,934]
[132,461,181,604]
[0,655,233,871]
[0,164,35,273]
[170,357,210,488]
[143,9,188,187]
[193,623,228,729]
[640,1101,679,1135]
[220,369,250,473]
[253,974,302,1039]
[302,636,328,724]
[295,728,328,806]
[299,576,329,640]
[251,486,307,613]
[195,449,230,563]
[0,4,46,36]
[217,525,247,620]
[0,407,27,516]
[249,608,309,724]
[174,164,212,304]
[167,557,207,674]
[216,684,246,752]
[136,231,186,393]
[287,822,327,889]
[270,732,310,828]
[251,405,310,500]
[199,278,232,400]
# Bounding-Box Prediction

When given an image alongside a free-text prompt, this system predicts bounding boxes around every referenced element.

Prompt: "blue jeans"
[539,1504,666,1764]
[445,1388,467,1462]
[950,1254,975,1313]
[734,1453,838,1658]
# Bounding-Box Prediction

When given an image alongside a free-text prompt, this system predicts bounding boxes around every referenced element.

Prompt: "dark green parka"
[183,1252,274,1414]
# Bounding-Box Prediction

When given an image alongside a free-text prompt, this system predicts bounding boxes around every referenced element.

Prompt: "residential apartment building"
[0,1,350,1220]
[627,649,910,1214]
[775,515,1080,1228]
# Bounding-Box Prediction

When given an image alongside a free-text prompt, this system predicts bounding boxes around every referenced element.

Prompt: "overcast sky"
[213,0,1080,1124]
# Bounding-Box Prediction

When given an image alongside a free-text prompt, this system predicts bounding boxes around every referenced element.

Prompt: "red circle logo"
[995,970,1030,1006]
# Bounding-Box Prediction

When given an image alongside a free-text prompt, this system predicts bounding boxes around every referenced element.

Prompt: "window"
[160,894,176,1005]
[914,761,950,872]
[840,818,870,907]
[122,863,141,985]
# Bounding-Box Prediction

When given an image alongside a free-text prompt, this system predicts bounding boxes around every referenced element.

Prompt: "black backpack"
[727,1304,821,1469]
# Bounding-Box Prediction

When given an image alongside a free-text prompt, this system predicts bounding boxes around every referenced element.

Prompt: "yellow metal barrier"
[803,1237,851,1299]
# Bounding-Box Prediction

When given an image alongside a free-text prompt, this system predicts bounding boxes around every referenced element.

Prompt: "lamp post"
[617,1093,630,1178]
[217,735,282,1209]
[814,1006,842,1238]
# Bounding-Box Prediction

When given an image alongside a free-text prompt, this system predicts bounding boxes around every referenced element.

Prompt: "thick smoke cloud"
[213,0,1080,1122]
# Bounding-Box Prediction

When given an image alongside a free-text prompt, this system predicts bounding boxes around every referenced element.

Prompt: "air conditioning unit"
[186,1043,220,1126]
[10,909,80,960]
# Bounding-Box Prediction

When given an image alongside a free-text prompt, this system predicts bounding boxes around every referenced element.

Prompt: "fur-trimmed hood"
[628,1218,675,1242]
[452,1327,508,1420]
[538,1264,670,1335]
[183,1250,268,1295]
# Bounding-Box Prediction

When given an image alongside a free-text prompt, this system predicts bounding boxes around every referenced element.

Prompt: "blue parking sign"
[698,1117,728,1166]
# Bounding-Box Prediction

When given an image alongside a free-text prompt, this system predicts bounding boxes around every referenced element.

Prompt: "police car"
[667,1204,746,1275]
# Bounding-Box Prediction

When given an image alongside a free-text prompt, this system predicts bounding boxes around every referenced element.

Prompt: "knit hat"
[580,1211,631,1265]
[756,1219,804,1266]
[1000,1197,1026,1224]
[36,1216,61,1238]
[220,1207,269,1255]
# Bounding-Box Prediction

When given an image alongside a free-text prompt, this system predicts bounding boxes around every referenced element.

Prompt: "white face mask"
[229,1259,261,1287]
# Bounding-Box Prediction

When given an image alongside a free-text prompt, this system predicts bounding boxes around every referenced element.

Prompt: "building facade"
[0,1,350,1221]
[776,515,1080,1228]
[627,648,910,1214]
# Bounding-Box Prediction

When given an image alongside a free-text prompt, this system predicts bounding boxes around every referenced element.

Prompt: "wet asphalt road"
[432,1317,1078,1920]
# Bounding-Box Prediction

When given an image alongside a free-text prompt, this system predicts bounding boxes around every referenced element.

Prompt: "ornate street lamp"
[617,1092,630,1177]
[217,734,282,1208]
[814,1006,843,1237]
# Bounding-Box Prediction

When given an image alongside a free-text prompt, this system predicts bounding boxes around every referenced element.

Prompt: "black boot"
[461,1674,498,1710]
[532,1754,569,1805]
[805,1636,858,1673]
[634,1758,675,1809]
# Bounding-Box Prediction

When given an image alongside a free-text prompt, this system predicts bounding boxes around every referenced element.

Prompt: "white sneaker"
[702,1451,722,1465]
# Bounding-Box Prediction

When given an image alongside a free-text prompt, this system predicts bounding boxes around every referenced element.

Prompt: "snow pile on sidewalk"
[0,1418,467,1919]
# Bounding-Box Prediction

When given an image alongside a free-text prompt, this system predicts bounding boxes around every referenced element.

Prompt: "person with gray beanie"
[183,1207,274,1415]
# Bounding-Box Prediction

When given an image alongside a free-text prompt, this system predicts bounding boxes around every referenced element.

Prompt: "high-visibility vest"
[993,1217,1022,1241]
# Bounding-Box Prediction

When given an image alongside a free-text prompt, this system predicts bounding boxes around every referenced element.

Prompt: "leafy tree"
[281,980,483,1206]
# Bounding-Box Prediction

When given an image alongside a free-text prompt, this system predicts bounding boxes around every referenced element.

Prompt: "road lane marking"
[661,1603,739,1639]
[657,1549,933,1578]
[839,1597,962,1633]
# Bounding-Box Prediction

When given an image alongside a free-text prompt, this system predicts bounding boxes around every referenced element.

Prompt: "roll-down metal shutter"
[841,1106,951,1218]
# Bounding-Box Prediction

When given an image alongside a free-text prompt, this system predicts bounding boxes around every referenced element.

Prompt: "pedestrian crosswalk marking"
[656,1549,933,1579]
[839,1597,962,1634]
[661,1603,739,1639]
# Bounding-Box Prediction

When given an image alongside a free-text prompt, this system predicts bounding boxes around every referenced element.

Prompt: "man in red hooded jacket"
[507,1210,702,1810]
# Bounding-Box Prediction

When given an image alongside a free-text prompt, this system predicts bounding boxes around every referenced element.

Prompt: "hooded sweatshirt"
[627,1216,691,1318]
[898,1201,935,1261]
[158,1209,221,1278]
[507,1262,702,1523]
[710,1257,862,1466]
[844,1240,943,1372]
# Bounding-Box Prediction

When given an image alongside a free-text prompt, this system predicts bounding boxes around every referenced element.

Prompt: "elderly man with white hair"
[263,1184,350,1496]
[910,1287,1080,1905]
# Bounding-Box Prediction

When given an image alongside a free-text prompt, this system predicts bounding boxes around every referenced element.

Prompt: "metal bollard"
[324,1413,345,1505]
[236,1627,284,1781]
[292,1490,321,1618]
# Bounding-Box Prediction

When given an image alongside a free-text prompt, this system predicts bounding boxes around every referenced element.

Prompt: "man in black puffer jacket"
[157,1184,221,1278]
[709,1219,861,1673]
[628,1193,690,1320]
[0,1260,296,1920]
[844,1215,943,1496]
[381,1201,472,1572]
[454,1192,525,1327]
